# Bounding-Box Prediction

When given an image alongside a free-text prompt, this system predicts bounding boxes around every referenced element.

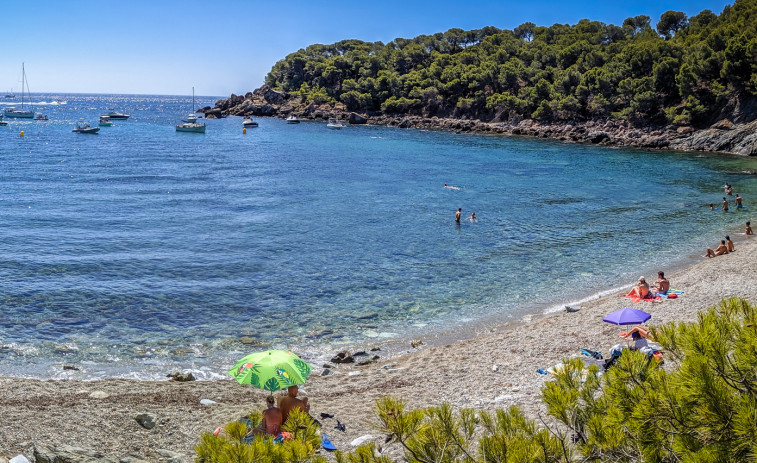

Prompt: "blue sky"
[0,0,732,97]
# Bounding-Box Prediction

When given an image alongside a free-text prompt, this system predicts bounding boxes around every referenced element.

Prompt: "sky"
[0,0,733,97]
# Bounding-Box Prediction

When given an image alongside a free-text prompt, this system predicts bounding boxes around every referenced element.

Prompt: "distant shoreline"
[202,89,757,157]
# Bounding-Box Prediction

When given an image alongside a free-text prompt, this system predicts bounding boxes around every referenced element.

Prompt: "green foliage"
[543,297,757,462]
[361,396,569,462]
[263,0,757,126]
[195,409,326,463]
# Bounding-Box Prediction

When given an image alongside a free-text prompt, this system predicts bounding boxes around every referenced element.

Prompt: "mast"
[21,63,25,110]
[192,87,195,112]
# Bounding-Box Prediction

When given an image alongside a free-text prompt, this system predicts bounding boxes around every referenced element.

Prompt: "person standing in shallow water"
[747,221,753,235]
[455,208,462,223]
[723,197,729,211]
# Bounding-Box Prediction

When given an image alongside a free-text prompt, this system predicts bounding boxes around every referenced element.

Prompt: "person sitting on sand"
[704,240,729,258]
[260,396,282,436]
[723,197,729,211]
[726,235,735,252]
[747,221,753,235]
[735,194,743,208]
[651,271,669,295]
[279,385,310,425]
[627,277,650,299]
[629,331,649,350]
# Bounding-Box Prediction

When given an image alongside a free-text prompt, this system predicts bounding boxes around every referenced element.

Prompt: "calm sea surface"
[1,94,756,379]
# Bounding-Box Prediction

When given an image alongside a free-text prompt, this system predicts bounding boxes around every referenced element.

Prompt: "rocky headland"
[202,86,757,157]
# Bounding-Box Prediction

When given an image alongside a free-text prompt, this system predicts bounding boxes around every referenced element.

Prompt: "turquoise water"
[1,94,756,379]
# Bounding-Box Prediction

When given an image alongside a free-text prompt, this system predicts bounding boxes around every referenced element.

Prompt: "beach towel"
[659,289,684,299]
[620,293,661,302]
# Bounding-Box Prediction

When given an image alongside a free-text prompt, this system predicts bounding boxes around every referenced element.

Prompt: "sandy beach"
[1,230,755,461]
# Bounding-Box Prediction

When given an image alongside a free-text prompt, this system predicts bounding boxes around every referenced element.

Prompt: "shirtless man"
[260,396,282,436]
[726,235,735,252]
[722,197,729,211]
[279,385,310,425]
[652,271,670,295]
[705,240,729,257]
[455,208,462,223]
[747,221,753,235]
[735,194,743,208]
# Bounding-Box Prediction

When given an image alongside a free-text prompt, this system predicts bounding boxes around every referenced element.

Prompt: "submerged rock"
[331,351,354,364]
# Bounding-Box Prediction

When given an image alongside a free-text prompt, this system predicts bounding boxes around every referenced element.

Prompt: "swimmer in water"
[444,183,461,190]
[455,208,462,223]
[747,221,753,235]
[723,197,729,211]
[469,212,477,222]
[735,194,743,208]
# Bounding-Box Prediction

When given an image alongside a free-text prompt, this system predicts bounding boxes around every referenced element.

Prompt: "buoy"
[20,131,24,137]
[243,128,247,134]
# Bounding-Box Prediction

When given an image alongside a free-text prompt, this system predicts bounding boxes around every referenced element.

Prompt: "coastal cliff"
[202,86,757,156]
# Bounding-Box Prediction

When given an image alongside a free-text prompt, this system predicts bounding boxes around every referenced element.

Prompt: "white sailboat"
[176,87,205,133]
[4,64,34,118]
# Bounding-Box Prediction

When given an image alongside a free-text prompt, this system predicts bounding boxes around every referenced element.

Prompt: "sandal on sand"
[320,413,335,419]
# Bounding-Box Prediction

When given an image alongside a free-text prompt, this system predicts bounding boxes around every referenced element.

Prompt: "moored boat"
[327,118,345,129]
[34,113,48,121]
[242,117,258,127]
[73,122,100,134]
[286,115,300,124]
[99,116,114,127]
[101,111,130,120]
[176,87,205,133]
[4,64,34,118]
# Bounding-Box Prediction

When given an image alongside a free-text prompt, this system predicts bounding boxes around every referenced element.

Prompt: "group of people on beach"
[626,271,670,299]
[704,182,753,257]
[255,385,310,437]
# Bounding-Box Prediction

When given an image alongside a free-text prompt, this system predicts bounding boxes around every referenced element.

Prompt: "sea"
[1,93,756,380]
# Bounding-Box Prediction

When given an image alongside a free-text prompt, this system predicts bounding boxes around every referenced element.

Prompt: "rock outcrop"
[201,87,757,156]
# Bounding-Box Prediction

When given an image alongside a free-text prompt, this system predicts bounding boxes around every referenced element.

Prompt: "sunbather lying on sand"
[704,240,729,257]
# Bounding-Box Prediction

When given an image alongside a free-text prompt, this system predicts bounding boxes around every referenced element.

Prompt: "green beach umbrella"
[228,349,313,391]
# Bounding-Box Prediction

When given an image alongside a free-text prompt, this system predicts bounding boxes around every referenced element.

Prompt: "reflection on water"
[0,94,756,379]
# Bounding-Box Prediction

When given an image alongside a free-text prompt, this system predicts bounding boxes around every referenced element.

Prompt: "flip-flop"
[320,413,335,419]
[321,433,337,451]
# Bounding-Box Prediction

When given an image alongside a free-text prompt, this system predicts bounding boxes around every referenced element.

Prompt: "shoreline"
[1,226,755,461]
[204,89,757,157]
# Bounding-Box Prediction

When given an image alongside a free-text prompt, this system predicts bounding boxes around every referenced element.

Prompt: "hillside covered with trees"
[262,0,757,128]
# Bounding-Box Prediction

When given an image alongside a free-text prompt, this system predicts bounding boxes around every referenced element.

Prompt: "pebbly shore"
[1,220,755,462]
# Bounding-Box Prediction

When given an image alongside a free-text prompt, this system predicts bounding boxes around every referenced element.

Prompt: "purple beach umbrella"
[603,307,651,325]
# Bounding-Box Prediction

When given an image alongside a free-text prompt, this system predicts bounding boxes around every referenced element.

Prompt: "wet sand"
[1,233,755,461]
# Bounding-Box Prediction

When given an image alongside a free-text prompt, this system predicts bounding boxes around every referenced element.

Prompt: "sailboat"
[4,89,15,99]
[4,64,34,118]
[176,87,206,133]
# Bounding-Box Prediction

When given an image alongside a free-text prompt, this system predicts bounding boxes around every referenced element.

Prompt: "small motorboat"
[73,122,100,134]
[286,115,300,124]
[34,113,48,121]
[176,122,206,133]
[0,120,8,126]
[99,116,114,127]
[101,111,130,120]
[327,119,345,129]
[242,117,258,128]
